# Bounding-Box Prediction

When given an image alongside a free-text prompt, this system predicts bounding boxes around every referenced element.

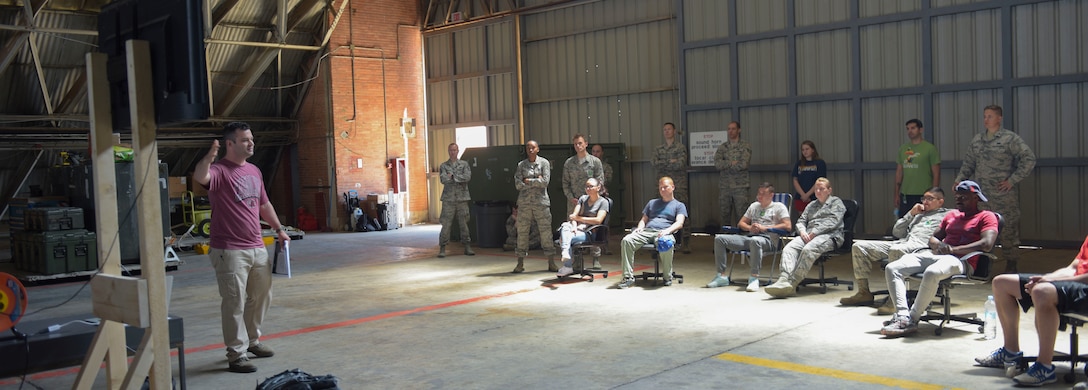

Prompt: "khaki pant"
[209,247,272,360]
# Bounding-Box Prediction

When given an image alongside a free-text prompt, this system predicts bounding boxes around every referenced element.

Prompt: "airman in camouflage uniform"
[652,122,689,250]
[714,121,752,228]
[954,105,1036,274]
[839,187,949,312]
[562,134,605,216]
[591,144,613,185]
[503,205,540,251]
[512,140,557,273]
[438,143,473,258]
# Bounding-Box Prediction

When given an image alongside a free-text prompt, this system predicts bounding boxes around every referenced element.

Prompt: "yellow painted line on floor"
[715,353,964,390]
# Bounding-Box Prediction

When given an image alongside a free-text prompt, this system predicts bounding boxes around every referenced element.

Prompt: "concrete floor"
[0,224,1083,389]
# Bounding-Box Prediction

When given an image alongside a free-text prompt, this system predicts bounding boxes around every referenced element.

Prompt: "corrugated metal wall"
[423,0,1088,243]
[679,0,1088,243]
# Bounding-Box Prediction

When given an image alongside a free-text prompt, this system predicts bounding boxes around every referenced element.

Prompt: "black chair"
[562,198,612,281]
[913,212,1003,335]
[634,240,683,285]
[799,198,859,293]
[724,193,792,287]
[1021,312,1088,384]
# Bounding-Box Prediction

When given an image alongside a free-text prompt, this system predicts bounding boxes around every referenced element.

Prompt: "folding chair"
[799,198,859,293]
[724,193,792,287]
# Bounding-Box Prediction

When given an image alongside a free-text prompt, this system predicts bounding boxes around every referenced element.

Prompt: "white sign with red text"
[689,131,727,167]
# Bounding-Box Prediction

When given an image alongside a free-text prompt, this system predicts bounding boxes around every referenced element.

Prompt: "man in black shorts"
[974,234,1088,386]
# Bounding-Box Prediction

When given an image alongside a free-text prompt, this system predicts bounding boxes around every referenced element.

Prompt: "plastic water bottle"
[983,295,998,340]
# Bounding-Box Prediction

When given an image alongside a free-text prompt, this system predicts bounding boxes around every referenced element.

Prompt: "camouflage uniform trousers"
[979,189,1022,265]
[778,235,838,284]
[439,200,471,246]
[850,239,929,280]
[718,182,749,227]
[516,204,555,256]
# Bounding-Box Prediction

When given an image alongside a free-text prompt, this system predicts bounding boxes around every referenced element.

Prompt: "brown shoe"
[228,356,257,373]
[248,343,275,358]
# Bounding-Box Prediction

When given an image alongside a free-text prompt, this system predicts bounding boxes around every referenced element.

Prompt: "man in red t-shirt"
[881,180,999,337]
[974,234,1088,386]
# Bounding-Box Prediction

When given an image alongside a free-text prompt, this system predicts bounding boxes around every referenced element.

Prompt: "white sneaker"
[746,278,760,292]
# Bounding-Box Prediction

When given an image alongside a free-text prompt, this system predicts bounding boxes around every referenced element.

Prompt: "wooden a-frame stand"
[74,41,173,390]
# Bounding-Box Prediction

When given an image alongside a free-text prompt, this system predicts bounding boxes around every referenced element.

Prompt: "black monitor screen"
[97,0,209,130]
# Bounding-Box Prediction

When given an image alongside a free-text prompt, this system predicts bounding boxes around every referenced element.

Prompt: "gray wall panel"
[455,77,488,123]
[933,0,993,7]
[683,0,730,41]
[861,95,924,162]
[931,9,1001,84]
[738,105,791,165]
[860,0,921,18]
[489,73,516,121]
[685,108,733,134]
[487,22,514,70]
[1012,1,1088,78]
[861,21,922,90]
[797,100,853,163]
[425,35,452,77]
[454,28,487,74]
[932,89,1002,162]
[428,81,454,126]
[684,45,731,105]
[795,0,851,27]
[797,29,853,95]
[738,38,789,99]
[1013,83,1088,159]
[736,0,787,35]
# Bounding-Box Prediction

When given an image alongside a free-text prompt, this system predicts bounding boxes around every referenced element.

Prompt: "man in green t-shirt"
[895,119,940,218]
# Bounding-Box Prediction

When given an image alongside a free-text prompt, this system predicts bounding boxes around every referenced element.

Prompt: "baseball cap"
[656,235,675,252]
[955,180,988,202]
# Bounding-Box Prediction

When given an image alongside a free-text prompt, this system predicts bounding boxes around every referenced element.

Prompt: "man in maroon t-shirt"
[881,180,999,337]
[195,122,290,374]
[974,234,1088,386]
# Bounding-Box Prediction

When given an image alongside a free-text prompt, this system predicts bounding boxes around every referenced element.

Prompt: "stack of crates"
[12,207,98,275]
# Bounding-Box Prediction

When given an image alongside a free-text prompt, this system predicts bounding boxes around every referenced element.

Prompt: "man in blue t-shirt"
[618,177,688,289]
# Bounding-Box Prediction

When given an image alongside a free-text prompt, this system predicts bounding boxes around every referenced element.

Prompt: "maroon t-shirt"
[206,159,268,250]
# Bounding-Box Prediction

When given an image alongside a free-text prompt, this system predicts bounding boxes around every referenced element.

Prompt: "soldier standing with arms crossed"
[513,140,557,273]
[437,143,473,258]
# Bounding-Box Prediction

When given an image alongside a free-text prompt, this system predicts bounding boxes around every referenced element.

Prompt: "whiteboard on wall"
[689,131,727,167]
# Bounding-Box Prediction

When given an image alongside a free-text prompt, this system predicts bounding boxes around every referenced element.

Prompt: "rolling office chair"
[798,198,860,293]
[724,193,793,287]
[634,238,683,285]
[561,197,612,281]
[911,212,1003,335]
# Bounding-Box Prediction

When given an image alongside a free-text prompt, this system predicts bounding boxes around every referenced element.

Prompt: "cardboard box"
[168,177,187,198]
[367,193,389,204]
[188,175,208,197]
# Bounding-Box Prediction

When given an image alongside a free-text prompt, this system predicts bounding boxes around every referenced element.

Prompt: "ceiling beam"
[214,47,279,116]
[210,0,241,28]
[55,67,87,114]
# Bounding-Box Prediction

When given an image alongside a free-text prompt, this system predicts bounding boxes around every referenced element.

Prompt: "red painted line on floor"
[1,264,649,385]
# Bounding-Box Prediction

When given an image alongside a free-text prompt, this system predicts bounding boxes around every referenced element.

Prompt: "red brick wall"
[295,0,427,230]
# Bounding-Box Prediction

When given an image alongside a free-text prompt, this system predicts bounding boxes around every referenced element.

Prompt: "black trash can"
[473,201,511,248]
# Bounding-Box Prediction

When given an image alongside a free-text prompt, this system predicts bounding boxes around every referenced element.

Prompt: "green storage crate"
[72,231,98,272]
[25,207,85,231]
[20,229,95,274]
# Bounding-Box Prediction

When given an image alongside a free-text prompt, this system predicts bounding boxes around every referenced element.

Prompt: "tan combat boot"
[839,279,875,306]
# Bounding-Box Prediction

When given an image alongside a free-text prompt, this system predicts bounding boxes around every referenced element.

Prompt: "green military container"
[25,207,85,231]
[19,229,97,274]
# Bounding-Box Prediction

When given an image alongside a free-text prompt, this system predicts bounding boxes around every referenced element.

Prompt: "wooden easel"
[75,41,173,390]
